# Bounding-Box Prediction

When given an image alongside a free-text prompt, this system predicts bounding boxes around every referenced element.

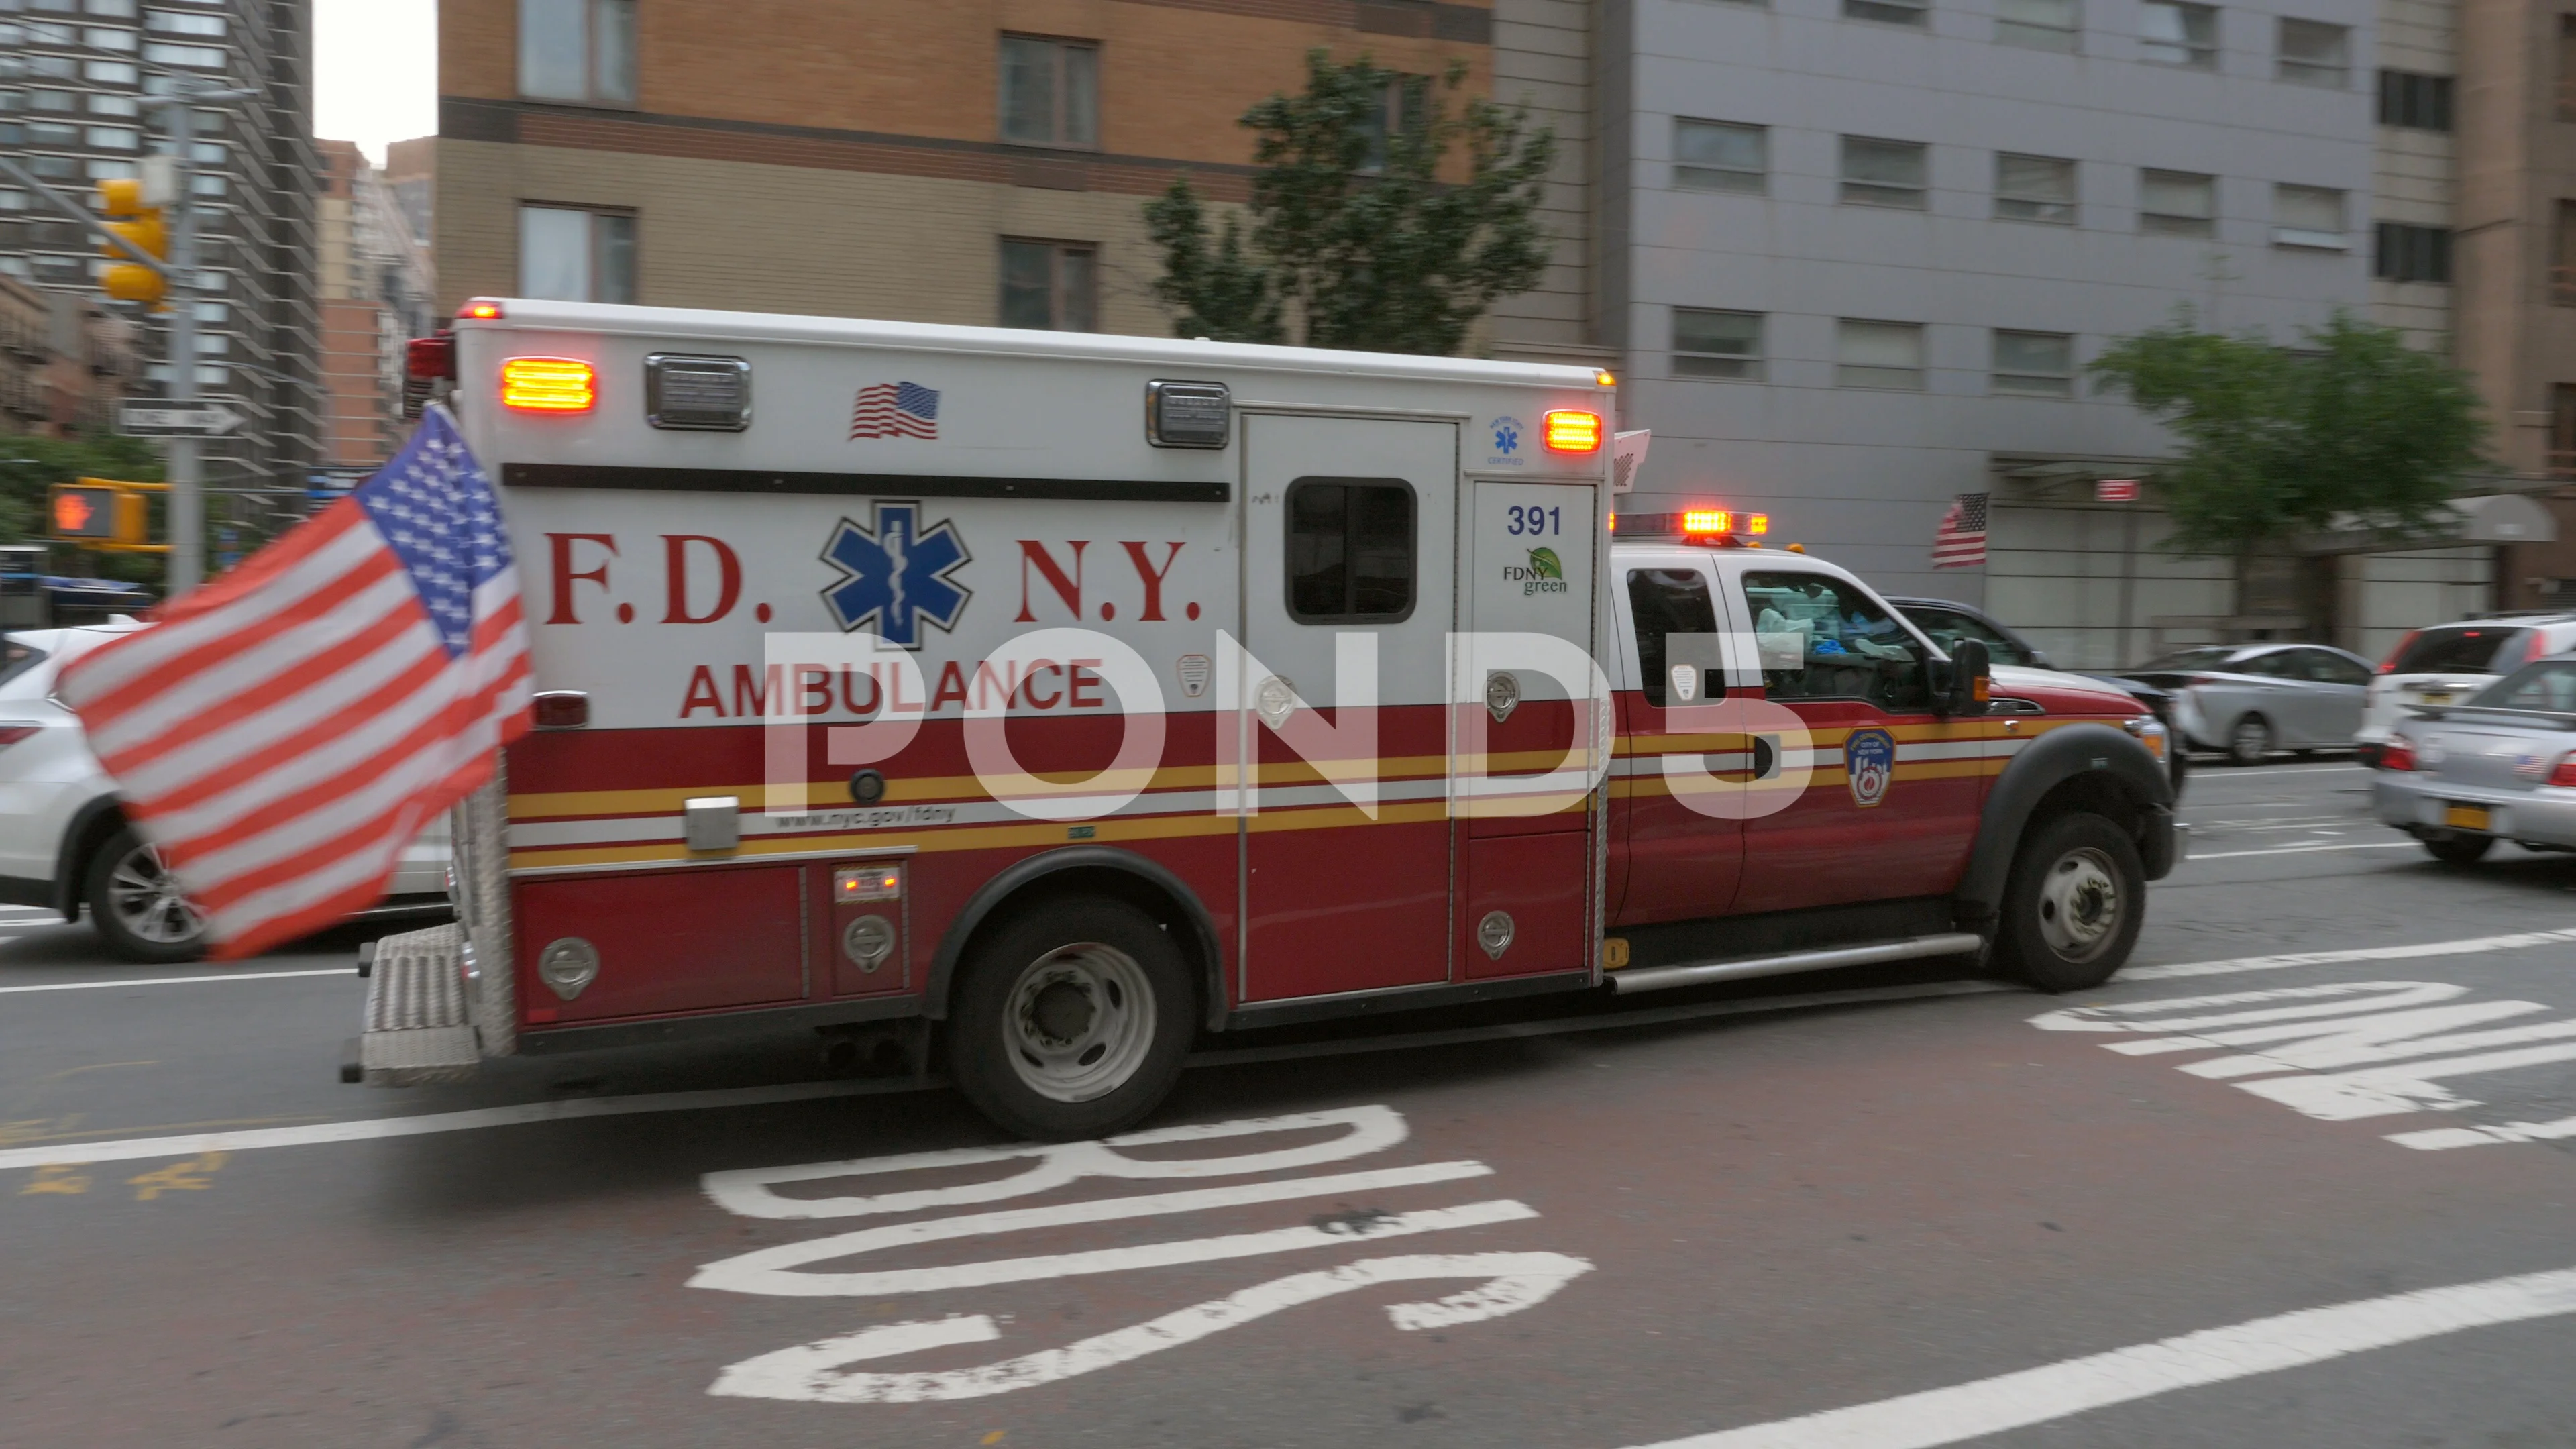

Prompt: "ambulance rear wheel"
[949,898,1193,1141]
[1995,812,2143,993]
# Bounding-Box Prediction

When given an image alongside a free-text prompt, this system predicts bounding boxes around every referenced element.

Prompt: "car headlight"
[2124,715,2169,761]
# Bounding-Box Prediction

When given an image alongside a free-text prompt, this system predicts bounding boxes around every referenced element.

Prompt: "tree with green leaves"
[0,431,167,586]
[2088,310,2491,561]
[1146,51,1555,356]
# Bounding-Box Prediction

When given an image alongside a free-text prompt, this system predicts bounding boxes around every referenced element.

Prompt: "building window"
[1845,0,1928,27]
[88,92,136,114]
[88,0,139,15]
[1286,479,1417,623]
[140,42,221,67]
[519,203,637,303]
[1673,308,1764,380]
[998,34,1098,148]
[82,26,139,51]
[2139,1,2216,68]
[1674,119,1766,193]
[83,60,136,84]
[28,89,74,112]
[2278,19,2349,87]
[2374,223,2451,284]
[2273,184,2345,248]
[23,56,77,78]
[519,0,637,107]
[185,170,221,195]
[2556,201,2576,305]
[1992,330,2075,395]
[1996,153,2076,224]
[2554,384,2576,478]
[2377,70,2453,131]
[88,158,135,180]
[0,189,27,212]
[2140,169,2216,237]
[28,121,76,146]
[143,10,223,36]
[1997,0,2079,53]
[28,155,76,179]
[84,123,136,149]
[1841,136,1928,209]
[1837,319,1926,390]
[1358,74,1429,173]
[22,21,74,43]
[999,238,1096,331]
[2562,17,2576,122]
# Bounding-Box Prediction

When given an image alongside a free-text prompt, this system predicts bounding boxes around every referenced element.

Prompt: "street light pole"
[160,95,203,596]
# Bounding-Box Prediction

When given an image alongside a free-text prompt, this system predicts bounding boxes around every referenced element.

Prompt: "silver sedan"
[2374,657,2576,865]
[2122,643,2375,765]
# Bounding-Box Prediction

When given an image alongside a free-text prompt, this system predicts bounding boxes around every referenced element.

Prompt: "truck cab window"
[1285,478,1415,623]
[1741,571,1931,709]
[1627,568,1719,708]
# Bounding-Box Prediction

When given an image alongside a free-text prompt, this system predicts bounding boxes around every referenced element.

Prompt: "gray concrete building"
[1491,0,2502,665]
[0,0,319,528]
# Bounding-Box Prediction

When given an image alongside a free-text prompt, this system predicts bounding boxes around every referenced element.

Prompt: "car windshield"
[0,635,46,692]
[2389,626,2526,676]
[2467,661,2576,712]
[2133,645,2241,670]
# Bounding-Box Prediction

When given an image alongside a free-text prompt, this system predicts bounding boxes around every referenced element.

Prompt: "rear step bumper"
[1606,931,1986,994]
[357,922,481,1085]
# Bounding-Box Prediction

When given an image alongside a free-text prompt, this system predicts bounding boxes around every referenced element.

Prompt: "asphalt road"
[5,759,2575,1448]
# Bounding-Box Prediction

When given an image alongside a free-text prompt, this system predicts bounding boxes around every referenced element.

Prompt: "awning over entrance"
[2294,493,2559,555]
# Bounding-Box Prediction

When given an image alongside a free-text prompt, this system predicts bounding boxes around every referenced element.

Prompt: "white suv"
[2357,613,2576,767]
[0,622,449,961]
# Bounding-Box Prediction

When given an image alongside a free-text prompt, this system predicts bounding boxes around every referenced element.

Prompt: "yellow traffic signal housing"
[50,478,164,549]
[95,177,168,307]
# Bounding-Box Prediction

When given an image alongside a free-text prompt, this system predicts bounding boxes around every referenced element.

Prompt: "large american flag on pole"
[1932,492,1989,570]
[56,405,531,958]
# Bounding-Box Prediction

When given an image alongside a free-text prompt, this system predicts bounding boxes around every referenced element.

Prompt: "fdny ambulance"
[358,299,2175,1140]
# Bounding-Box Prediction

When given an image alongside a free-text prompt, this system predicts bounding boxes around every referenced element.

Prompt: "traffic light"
[50,480,157,548]
[95,177,168,307]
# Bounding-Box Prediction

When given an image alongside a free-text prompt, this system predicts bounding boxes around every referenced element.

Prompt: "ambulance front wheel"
[1994,812,2145,993]
[949,897,1195,1141]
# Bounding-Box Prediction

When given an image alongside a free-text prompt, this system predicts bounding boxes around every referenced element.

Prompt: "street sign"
[115,401,243,438]
[2097,478,2141,502]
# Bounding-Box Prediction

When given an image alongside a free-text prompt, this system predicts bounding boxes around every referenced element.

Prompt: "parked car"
[2373,653,2576,863]
[1890,596,2188,791]
[2355,614,2576,768]
[0,622,449,961]
[2120,642,2375,765]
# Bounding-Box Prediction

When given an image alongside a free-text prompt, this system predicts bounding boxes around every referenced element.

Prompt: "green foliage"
[1146,51,1556,356]
[0,432,166,586]
[2088,311,2491,557]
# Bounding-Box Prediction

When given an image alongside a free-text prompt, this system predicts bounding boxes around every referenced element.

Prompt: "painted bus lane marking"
[2030,979,2576,1149]
[694,1105,1590,1404]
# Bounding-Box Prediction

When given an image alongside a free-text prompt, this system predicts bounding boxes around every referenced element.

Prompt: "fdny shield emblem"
[1844,727,1896,808]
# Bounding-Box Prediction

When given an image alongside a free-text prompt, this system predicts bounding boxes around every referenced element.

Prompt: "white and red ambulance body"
[360,300,2174,1139]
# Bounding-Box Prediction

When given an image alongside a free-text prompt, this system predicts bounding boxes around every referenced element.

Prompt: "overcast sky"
[313,0,436,166]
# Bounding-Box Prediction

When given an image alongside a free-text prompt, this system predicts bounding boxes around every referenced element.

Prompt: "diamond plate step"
[360,922,480,1086]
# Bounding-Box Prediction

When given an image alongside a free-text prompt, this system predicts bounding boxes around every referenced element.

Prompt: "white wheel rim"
[2233,720,2268,758]
[2036,845,2121,961]
[107,843,206,946]
[1003,943,1157,1104]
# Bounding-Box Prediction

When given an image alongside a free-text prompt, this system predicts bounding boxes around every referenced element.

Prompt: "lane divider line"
[2184,841,2420,862]
[0,980,2012,1171]
[2122,927,2576,982]
[1623,1263,2576,1449]
[2387,1114,2576,1151]
[0,967,352,995]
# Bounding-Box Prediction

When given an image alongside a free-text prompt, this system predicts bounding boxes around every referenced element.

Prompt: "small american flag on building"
[850,381,939,440]
[56,406,531,958]
[1933,492,1989,570]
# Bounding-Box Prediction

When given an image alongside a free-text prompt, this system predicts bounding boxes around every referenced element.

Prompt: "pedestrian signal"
[50,484,119,540]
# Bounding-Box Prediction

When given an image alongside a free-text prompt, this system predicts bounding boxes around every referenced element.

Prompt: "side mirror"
[1943,638,1992,716]
[2029,649,2053,669]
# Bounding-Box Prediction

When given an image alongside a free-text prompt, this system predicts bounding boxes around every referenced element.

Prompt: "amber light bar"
[502,356,597,413]
[1543,409,1603,453]
[1615,510,1770,541]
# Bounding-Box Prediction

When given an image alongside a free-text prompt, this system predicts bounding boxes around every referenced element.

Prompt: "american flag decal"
[850,381,940,441]
[54,406,532,959]
[1933,492,1989,570]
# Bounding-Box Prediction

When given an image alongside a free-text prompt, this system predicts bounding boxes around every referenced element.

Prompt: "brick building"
[316,140,435,470]
[430,0,1496,333]
[0,272,139,439]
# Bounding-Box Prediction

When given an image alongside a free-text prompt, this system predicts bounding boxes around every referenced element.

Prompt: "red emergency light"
[1543,410,1603,453]
[502,356,597,413]
[405,333,455,381]
[458,299,505,320]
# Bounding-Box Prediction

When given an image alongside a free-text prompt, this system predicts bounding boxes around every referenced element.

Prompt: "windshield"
[2468,661,2576,712]
[2134,645,2240,670]
[2388,626,2525,676]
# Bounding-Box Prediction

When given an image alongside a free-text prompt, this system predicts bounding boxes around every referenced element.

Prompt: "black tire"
[1995,812,2146,993]
[2226,715,2273,766]
[2422,832,2495,866]
[82,826,209,964]
[948,896,1195,1141]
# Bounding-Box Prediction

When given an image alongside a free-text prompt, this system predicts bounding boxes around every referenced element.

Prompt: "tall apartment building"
[0,0,318,519]
[430,0,1495,328]
[315,138,433,470]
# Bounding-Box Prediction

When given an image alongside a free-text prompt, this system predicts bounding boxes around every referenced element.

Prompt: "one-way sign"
[116,402,244,438]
